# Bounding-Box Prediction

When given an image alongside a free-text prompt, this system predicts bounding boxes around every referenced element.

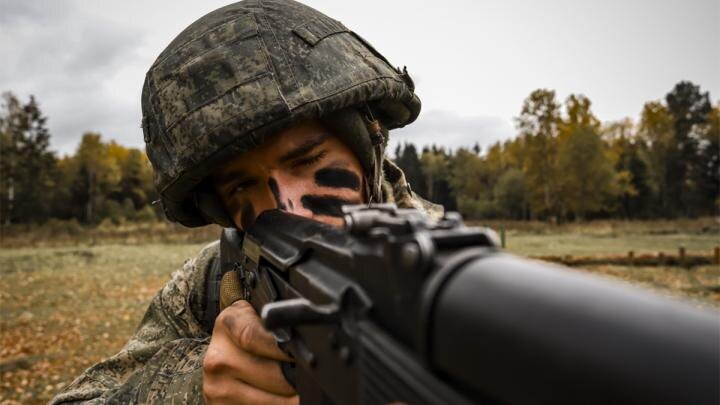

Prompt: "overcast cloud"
[1,0,718,156]
[1,0,144,153]
[390,111,513,155]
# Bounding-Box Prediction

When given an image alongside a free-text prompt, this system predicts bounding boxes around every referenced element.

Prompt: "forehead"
[213,120,332,176]
[261,120,328,153]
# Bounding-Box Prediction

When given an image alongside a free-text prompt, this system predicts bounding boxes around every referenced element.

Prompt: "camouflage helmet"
[142,0,420,227]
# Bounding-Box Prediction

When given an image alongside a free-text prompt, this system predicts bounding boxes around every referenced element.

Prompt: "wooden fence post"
[679,246,686,267]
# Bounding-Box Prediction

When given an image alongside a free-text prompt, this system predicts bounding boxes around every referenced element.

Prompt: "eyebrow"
[278,133,328,163]
[213,133,329,187]
[213,169,253,189]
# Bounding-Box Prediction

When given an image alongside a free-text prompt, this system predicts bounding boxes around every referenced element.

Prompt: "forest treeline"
[0,80,717,226]
[0,92,159,226]
[395,81,718,221]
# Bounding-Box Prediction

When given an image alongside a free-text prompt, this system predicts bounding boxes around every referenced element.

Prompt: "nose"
[259,171,308,217]
[235,172,316,232]
[267,176,289,211]
[255,172,347,229]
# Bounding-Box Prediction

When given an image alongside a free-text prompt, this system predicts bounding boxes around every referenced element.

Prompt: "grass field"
[0,243,207,404]
[0,218,718,403]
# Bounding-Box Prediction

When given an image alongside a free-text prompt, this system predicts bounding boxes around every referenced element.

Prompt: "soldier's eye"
[292,150,327,168]
[232,179,257,195]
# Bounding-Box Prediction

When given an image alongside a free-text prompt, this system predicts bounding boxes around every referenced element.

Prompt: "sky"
[1,0,718,156]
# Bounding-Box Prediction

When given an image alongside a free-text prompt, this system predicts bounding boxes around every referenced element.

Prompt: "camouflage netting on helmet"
[142,0,421,227]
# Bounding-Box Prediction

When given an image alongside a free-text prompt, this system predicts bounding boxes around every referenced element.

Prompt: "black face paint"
[240,203,256,231]
[314,168,361,191]
[287,199,294,210]
[267,177,287,210]
[301,195,359,217]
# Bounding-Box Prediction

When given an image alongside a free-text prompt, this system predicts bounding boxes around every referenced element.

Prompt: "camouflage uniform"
[52,0,437,402]
[50,168,441,404]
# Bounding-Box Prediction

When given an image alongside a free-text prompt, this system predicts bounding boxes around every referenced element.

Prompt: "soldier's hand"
[203,300,298,405]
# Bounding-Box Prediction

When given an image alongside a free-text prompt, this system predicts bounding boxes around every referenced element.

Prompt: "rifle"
[219,205,718,404]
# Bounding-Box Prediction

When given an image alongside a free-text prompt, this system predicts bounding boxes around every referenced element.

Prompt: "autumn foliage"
[1,92,159,226]
[395,81,718,221]
[1,80,718,227]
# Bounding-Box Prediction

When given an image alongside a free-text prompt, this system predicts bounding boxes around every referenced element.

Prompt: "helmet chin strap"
[362,104,387,204]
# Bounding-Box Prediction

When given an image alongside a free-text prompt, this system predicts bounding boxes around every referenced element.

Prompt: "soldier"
[51,0,440,403]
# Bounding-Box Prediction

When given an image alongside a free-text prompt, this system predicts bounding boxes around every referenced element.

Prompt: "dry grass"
[0,220,221,248]
[475,217,720,257]
[0,243,207,404]
[473,216,719,236]
[0,218,718,403]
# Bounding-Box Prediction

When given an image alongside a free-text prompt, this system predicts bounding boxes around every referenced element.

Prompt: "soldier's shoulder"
[169,239,219,290]
[155,239,220,336]
[184,238,220,297]
[381,158,444,220]
[194,239,220,270]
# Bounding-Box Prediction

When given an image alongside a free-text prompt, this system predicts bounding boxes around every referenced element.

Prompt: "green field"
[0,219,718,404]
[476,217,719,256]
[505,231,718,257]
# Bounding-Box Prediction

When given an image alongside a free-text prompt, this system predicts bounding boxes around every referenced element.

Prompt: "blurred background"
[1,0,718,403]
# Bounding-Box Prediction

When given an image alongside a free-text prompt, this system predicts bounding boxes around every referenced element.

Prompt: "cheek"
[300,195,358,218]
[314,167,362,192]
[285,174,363,205]
[281,178,317,205]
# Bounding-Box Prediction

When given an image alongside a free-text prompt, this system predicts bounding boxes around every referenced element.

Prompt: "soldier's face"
[212,120,366,231]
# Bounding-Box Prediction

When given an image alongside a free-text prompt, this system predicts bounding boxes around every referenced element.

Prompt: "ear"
[320,108,374,174]
[320,106,388,203]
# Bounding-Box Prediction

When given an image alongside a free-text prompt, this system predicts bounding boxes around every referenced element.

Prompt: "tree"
[555,94,616,220]
[605,119,654,218]
[420,147,447,203]
[493,168,527,219]
[51,156,79,220]
[564,94,600,129]
[637,101,674,216]
[0,92,57,225]
[71,133,122,223]
[556,127,617,219]
[394,143,427,197]
[448,148,490,218]
[516,89,561,219]
[691,104,720,214]
[664,81,712,216]
[502,137,527,171]
[484,142,508,183]
[120,149,155,209]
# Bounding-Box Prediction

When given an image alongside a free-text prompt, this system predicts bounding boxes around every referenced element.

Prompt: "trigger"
[280,361,297,389]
